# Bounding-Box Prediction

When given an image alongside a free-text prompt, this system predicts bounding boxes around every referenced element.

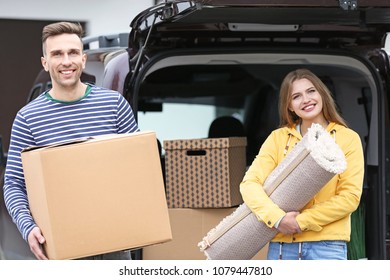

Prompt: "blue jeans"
[267,241,347,260]
[76,250,132,260]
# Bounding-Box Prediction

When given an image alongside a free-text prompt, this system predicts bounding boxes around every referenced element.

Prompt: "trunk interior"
[132,49,388,259]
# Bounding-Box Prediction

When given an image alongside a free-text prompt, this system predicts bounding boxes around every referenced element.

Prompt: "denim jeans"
[267,241,347,260]
[76,250,132,260]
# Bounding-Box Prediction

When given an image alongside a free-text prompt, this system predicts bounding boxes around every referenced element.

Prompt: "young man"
[3,22,139,260]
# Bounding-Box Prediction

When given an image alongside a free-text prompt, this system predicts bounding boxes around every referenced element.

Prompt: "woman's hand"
[277,211,302,235]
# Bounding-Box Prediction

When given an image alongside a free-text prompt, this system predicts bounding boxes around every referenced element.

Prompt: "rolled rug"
[198,123,347,260]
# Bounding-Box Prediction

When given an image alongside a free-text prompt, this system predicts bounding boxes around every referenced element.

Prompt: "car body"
[2,0,390,259]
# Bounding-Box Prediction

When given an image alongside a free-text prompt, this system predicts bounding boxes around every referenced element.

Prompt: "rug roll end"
[306,123,347,174]
[198,239,209,251]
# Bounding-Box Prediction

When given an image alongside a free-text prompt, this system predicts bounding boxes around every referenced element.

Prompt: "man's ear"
[82,53,87,70]
[41,56,49,72]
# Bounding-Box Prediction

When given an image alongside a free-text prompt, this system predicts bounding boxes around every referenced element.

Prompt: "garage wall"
[0,1,153,36]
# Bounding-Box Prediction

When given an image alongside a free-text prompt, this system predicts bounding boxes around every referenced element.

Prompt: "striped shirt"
[3,84,139,241]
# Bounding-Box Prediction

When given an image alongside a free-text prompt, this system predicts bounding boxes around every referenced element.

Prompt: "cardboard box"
[21,131,172,260]
[164,137,247,208]
[142,208,268,260]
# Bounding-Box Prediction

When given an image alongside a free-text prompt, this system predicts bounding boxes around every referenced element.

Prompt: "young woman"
[240,68,364,260]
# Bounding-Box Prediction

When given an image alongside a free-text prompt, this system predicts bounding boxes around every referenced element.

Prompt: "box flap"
[21,130,156,153]
[21,137,92,153]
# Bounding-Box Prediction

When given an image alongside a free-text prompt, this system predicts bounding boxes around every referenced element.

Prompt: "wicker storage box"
[164,137,247,208]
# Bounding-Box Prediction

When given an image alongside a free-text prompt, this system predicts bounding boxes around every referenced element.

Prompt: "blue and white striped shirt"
[3,84,139,241]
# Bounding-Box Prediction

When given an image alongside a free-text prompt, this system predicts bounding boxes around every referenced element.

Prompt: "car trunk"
[124,0,390,259]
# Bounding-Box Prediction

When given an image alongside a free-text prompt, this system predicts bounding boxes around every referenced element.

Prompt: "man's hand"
[27,227,48,260]
[277,211,302,235]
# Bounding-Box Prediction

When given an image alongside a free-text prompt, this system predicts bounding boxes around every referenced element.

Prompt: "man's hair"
[42,22,84,54]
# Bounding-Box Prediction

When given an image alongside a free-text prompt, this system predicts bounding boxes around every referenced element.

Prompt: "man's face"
[41,33,86,90]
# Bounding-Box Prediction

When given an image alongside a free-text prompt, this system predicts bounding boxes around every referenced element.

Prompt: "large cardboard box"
[21,131,172,260]
[142,208,268,260]
[164,137,247,208]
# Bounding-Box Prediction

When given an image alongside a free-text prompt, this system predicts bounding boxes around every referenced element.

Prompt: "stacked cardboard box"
[143,136,268,260]
[142,207,268,260]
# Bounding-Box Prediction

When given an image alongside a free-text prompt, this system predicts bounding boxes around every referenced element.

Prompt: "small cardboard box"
[21,131,172,260]
[164,137,246,208]
[142,208,268,260]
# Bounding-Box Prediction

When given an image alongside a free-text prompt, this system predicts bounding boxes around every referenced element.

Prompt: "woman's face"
[289,78,326,124]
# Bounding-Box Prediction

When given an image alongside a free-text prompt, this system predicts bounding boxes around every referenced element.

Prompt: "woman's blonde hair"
[278,68,347,128]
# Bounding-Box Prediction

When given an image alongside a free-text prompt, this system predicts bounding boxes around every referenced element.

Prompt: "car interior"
[127,48,384,259]
[133,51,373,165]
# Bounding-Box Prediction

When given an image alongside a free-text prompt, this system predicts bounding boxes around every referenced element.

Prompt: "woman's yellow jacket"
[240,122,364,242]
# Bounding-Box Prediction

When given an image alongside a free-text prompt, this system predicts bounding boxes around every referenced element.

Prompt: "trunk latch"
[339,0,358,10]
